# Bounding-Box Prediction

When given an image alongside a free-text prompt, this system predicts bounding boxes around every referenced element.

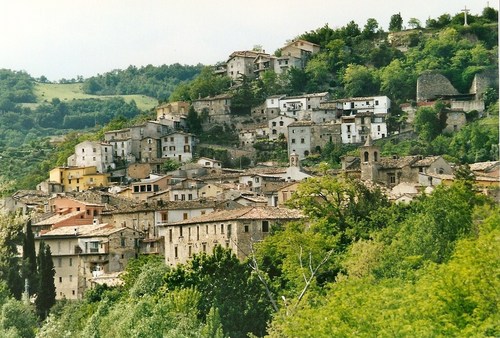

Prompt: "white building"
[161,131,195,163]
[68,141,115,173]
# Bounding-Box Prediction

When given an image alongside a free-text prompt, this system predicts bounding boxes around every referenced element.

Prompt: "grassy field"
[29,82,158,111]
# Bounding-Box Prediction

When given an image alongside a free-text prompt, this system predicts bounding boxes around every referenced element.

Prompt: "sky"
[0,0,497,81]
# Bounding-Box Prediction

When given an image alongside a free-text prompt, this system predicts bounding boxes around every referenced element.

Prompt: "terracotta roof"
[167,206,303,226]
[33,210,84,226]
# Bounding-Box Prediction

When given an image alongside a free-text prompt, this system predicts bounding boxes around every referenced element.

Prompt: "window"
[347,125,351,132]
[388,173,396,184]
[179,226,183,237]
[272,122,277,126]
[291,138,296,144]
[364,151,369,162]
[262,221,269,233]
[202,243,207,252]
[169,229,173,243]
[227,224,232,237]
[185,136,189,143]
[300,138,305,144]
[59,277,63,283]
[244,225,249,233]
[69,275,73,282]
[89,241,99,253]
[188,245,192,257]
[197,226,200,240]
[183,213,188,220]
[69,258,72,266]
[188,194,193,200]
[220,224,224,234]
[174,247,178,259]
[93,148,96,152]
[121,237,125,247]
[279,121,284,126]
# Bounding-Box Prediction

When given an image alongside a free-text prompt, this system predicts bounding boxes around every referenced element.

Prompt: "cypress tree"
[35,241,56,320]
[22,219,38,295]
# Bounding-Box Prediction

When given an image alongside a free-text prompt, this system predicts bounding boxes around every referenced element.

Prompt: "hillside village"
[1,41,498,300]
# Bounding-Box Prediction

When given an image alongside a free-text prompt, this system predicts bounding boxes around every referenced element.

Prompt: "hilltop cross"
[461,5,470,26]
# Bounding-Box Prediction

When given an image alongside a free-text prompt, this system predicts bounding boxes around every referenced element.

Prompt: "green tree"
[389,13,403,32]
[165,246,271,338]
[0,298,37,338]
[36,241,56,320]
[362,18,379,39]
[408,18,422,29]
[343,64,380,99]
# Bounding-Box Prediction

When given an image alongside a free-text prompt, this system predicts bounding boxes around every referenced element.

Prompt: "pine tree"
[22,219,38,296]
[35,241,56,320]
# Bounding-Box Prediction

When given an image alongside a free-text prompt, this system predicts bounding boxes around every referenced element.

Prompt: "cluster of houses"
[1,41,497,301]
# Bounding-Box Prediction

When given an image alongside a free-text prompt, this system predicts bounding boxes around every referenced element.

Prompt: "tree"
[21,219,37,296]
[362,18,379,39]
[36,241,56,320]
[165,246,271,338]
[408,18,422,29]
[389,13,403,32]
[0,298,37,338]
[343,64,380,97]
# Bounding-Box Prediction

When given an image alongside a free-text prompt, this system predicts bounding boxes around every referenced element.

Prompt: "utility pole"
[461,5,470,26]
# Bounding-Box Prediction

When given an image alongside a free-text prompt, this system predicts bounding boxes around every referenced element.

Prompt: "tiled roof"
[469,161,499,172]
[378,156,418,169]
[167,206,303,226]
[412,156,442,167]
[33,210,84,226]
[288,121,314,127]
[39,223,119,237]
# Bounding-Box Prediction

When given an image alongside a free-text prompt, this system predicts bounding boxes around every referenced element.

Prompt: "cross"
[461,5,470,26]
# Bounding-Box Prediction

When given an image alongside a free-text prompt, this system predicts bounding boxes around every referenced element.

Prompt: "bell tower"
[360,135,380,182]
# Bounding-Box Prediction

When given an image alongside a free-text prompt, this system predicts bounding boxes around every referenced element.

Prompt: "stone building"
[359,136,452,187]
[48,166,110,193]
[36,223,142,299]
[160,206,303,266]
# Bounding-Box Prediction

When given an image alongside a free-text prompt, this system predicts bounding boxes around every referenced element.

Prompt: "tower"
[360,135,380,182]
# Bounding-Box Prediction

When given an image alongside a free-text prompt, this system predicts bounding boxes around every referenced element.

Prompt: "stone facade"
[160,206,303,266]
[416,72,460,102]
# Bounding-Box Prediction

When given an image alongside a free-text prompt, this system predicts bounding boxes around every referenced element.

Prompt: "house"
[254,53,276,78]
[336,96,391,144]
[49,166,110,192]
[359,136,452,187]
[251,95,285,122]
[288,121,314,159]
[0,190,49,215]
[197,157,222,171]
[275,39,320,74]
[226,50,268,81]
[35,222,142,299]
[160,206,303,265]
[192,94,232,123]
[276,181,300,206]
[169,178,205,201]
[67,141,115,173]
[156,101,189,119]
[130,175,171,201]
[103,128,135,163]
[269,115,296,141]
[280,92,330,118]
[160,131,194,163]
[156,102,189,130]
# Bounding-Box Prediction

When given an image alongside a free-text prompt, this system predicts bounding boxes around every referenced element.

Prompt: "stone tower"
[360,135,380,182]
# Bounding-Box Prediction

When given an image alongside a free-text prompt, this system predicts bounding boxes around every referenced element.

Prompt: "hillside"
[31,82,158,111]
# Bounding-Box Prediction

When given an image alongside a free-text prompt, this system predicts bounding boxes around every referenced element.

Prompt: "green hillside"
[29,82,158,111]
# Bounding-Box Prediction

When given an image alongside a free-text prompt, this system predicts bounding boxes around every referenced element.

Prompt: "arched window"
[364,151,369,162]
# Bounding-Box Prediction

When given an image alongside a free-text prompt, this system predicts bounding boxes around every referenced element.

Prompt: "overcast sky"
[0,0,496,81]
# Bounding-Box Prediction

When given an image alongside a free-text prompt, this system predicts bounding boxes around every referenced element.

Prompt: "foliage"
[389,13,403,32]
[82,63,203,101]
[21,219,38,296]
[36,241,56,320]
[0,298,37,338]
[0,212,26,299]
[165,246,271,338]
